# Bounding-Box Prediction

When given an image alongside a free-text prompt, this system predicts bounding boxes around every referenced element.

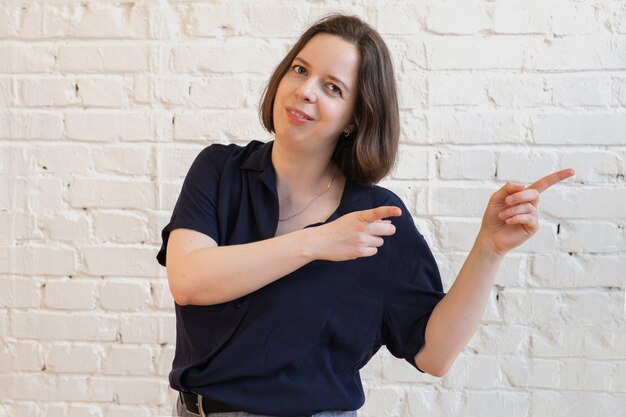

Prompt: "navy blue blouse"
[156,140,445,416]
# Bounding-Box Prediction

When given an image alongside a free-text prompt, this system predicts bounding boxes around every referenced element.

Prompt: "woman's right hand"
[308,206,402,262]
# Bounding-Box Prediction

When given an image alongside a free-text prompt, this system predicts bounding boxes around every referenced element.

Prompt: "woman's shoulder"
[197,139,264,160]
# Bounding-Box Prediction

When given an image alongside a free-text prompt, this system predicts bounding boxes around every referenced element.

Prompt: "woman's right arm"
[166,206,401,306]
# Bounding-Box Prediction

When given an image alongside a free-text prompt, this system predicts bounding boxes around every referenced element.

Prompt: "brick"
[93,146,151,175]
[45,343,100,373]
[443,354,502,389]
[0,212,38,244]
[89,377,167,405]
[57,45,151,73]
[173,111,268,142]
[493,1,550,34]
[12,340,44,371]
[429,185,499,216]
[82,246,158,277]
[41,403,103,417]
[0,276,42,307]
[558,222,625,253]
[31,144,90,174]
[158,314,176,344]
[529,390,626,417]
[244,6,304,37]
[93,211,148,244]
[0,310,7,338]
[532,253,625,288]
[428,111,526,144]
[151,280,174,310]
[549,75,613,107]
[376,4,422,35]
[614,362,626,393]
[44,3,149,39]
[183,4,247,37]
[157,345,175,376]
[13,311,118,341]
[69,179,156,210]
[360,387,400,416]
[527,38,626,71]
[0,111,63,140]
[157,145,202,179]
[65,112,154,142]
[0,5,19,37]
[435,220,482,252]
[501,289,564,326]
[132,74,154,104]
[119,315,158,344]
[550,2,599,36]
[44,279,96,310]
[561,150,619,182]
[399,112,427,144]
[0,45,55,73]
[19,78,79,107]
[496,150,558,183]
[398,71,426,110]
[392,145,429,180]
[530,325,621,358]
[425,37,537,70]
[467,324,528,355]
[533,112,626,145]
[105,405,151,417]
[172,39,283,74]
[463,390,530,417]
[99,280,150,311]
[560,359,613,391]
[501,357,560,389]
[103,345,154,375]
[157,181,182,212]
[439,149,495,180]
[486,75,549,108]
[0,77,13,107]
[428,73,487,106]
[426,1,489,34]
[76,77,125,107]
[156,77,189,106]
[541,186,626,219]
[189,78,245,109]
[0,246,74,276]
[561,290,622,327]
[40,211,90,243]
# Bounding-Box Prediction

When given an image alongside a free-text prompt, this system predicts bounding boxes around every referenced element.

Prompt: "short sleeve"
[381,194,445,372]
[156,145,227,267]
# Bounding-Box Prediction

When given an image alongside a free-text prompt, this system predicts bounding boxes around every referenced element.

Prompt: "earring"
[343,131,350,137]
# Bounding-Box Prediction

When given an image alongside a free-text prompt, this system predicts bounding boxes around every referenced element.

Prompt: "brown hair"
[259,14,400,185]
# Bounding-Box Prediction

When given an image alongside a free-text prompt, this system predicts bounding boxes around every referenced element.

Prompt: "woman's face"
[272,33,360,153]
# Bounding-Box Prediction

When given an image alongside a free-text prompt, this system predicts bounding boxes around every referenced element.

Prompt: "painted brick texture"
[0,1,624,416]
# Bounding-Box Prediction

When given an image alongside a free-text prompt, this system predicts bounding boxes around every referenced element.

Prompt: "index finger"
[527,168,575,193]
[359,206,402,222]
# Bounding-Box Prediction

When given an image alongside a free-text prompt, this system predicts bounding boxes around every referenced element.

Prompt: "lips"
[285,106,314,121]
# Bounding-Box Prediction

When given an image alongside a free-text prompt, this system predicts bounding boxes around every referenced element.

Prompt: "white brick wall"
[0,1,624,416]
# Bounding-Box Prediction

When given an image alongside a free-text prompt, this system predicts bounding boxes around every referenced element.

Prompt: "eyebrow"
[293,57,351,94]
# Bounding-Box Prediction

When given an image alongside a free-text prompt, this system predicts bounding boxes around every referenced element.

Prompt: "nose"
[294,78,317,103]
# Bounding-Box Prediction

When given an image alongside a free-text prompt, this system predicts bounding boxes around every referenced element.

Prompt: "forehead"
[296,33,360,85]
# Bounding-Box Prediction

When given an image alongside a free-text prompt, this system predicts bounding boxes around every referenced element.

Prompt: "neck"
[271,139,337,196]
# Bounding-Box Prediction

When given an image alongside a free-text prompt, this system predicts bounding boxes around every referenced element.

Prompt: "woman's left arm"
[415,168,575,377]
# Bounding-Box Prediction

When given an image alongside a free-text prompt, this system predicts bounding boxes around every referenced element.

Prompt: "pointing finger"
[527,168,575,194]
[359,206,402,223]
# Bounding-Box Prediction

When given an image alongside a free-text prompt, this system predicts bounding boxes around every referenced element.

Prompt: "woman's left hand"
[477,168,575,257]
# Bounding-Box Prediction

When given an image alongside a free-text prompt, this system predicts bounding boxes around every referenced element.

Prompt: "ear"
[343,121,355,136]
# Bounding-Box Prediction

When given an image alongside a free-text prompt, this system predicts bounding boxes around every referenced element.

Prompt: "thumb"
[359,206,402,223]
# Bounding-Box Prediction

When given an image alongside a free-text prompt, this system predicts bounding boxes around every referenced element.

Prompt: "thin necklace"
[278,166,338,222]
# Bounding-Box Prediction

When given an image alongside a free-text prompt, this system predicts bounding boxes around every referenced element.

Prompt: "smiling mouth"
[286,107,313,121]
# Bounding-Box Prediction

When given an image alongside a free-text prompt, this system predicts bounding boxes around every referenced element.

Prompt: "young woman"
[157,14,574,417]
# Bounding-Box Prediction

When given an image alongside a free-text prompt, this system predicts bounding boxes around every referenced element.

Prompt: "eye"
[293,65,307,75]
[327,83,342,97]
